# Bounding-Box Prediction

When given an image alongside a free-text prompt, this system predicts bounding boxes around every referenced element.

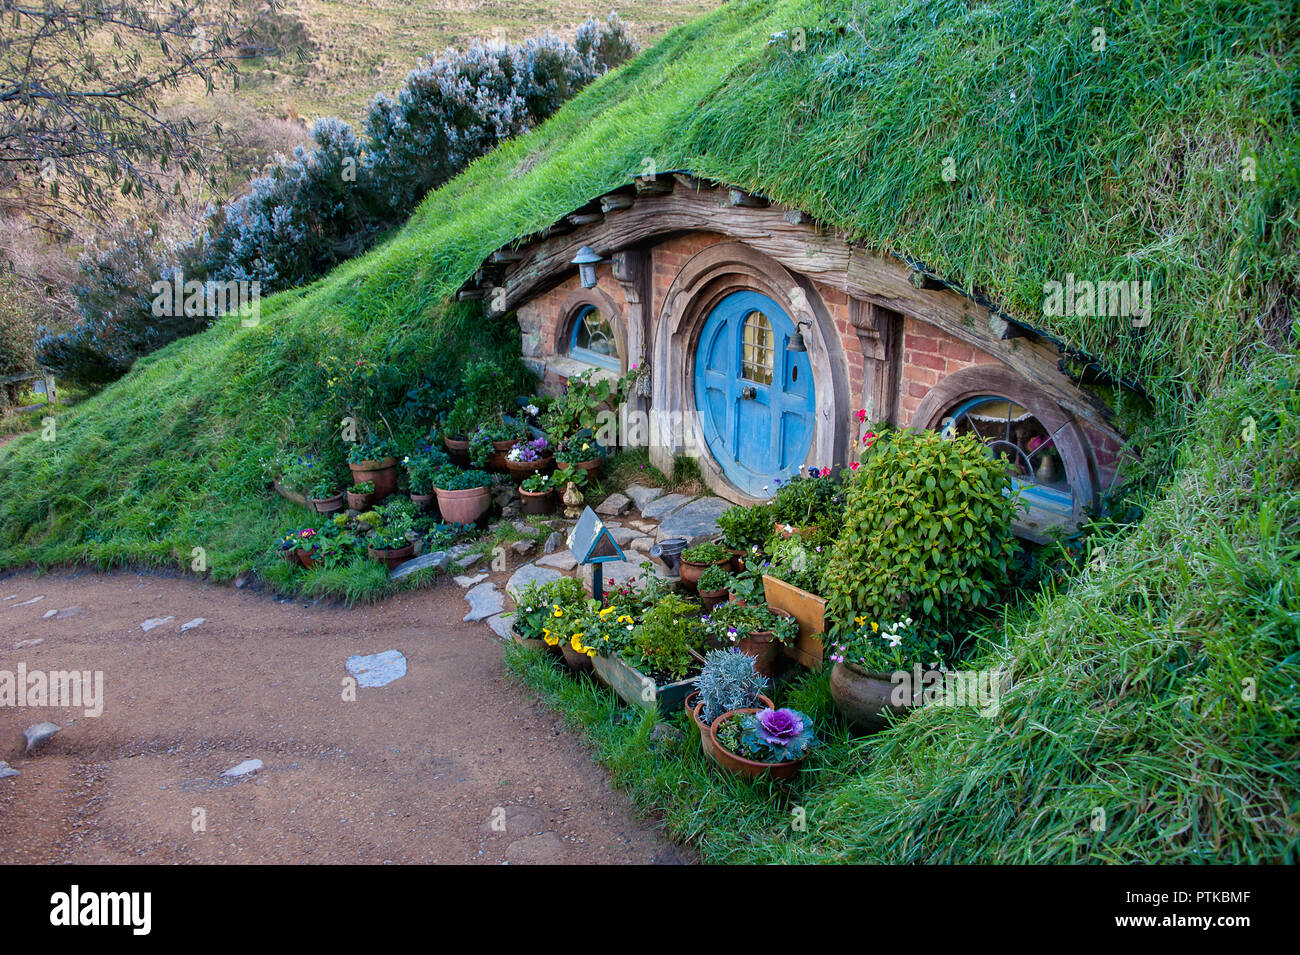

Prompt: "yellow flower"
[871,621,879,633]
[617,614,634,624]
[598,606,614,618]
[543,633,559,646]
[570,632,586,652]
[553,608,563,618]
[854,616,866,626]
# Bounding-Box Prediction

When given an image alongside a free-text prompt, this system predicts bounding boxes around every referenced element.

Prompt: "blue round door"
[693,290,815,496]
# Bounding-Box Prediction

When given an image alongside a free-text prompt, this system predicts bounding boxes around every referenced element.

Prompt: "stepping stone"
[607,526,639,546]
[42,609,56,619]
[179,618,205,633]
[221,758,263,779]
[14,595,44,607]
[0,761,19,779]
[631,536,655,552]
[628,520,656,533]
[447,543,476,559]
[543,531,564,554]
[140,616,174,633]
[641,493,690,521]
[625,484,664,511]
[12,638,43,650]
[485,613,515,640]
[23,722,59,753]
[455,573,487,588]
[505,564,562,601]
[390,550,449,580]
[456,553,483,570]
[535,552,578,572]
[345,649,408,687]
[464,582,505,622]
[656,496,730,543]
[512,520,535,535]
[511,539,535,556]
[595,492,632,517]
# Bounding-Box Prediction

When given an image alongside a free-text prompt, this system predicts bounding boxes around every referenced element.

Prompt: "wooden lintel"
[989,312,1030,340]
[634,176,674,195]
[910,269,945,291]
[673,172,702,191]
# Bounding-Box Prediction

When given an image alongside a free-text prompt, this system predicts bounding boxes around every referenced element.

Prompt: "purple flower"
[756,708,804,746]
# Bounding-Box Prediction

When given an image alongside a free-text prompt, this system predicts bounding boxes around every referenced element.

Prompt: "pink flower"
[850,461,860,471]
[819,467,830,477]
[857,409,867,422]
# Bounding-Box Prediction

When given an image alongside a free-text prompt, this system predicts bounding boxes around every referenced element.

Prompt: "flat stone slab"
[656,496,731,543]
[54,607,84,620]
[506,563,563,601]
[140,616,174,633]
[179,618,205,633]
[345,650,408,687]
[42,609,56,619]
[464,582,505,622]
[23,722,59,753]
[390,550,449,580]
[221,758,263,779]
[535,552,578,572]
[455,573,487,588]
[485,613,515,640]
[641,493,690,521]
[0,761,19,779]
[631,536,656,552]
[595,493,632,516]
[625,484,664,512]
[14,595,44,607]
[607,525,640,546]
[511,539,535,556]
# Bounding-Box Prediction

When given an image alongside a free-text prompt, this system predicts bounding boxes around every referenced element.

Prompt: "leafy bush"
[716,502,774,551]
[682,541,729,564]
[763,535,828,595]
[770,470,846,539]
[823,429,1020,635]
[0,274,37,378]
[623,593,705,681]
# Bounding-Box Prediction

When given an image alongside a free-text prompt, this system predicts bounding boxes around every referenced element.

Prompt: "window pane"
[740,311,773,385]
[575,307,615,357]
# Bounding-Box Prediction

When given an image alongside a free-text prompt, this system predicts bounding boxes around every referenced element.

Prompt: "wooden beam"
[599,193,635,213]
[728,188,768,208]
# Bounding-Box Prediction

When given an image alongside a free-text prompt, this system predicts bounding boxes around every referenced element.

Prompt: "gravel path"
[0,569,690,864]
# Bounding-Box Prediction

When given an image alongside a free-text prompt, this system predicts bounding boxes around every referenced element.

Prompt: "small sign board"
[568,506,625,564]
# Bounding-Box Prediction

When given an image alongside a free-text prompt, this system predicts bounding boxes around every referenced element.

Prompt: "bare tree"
[0,0,244,233]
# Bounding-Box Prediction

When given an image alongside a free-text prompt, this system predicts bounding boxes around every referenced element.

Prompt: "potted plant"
[710,706,817,781]
[505,435,553,479]
[348,437,400,500]
[827,616,939,731]
[706,601,798,677]
[512,578,585,653]
[294,528,320,568]
[277,532,300,563]
[404,447,447,510]
[368,528,415,570]
[685,649,772,764]
[468,417,525,472]
[678,540,732,594]
[432,465,493,526]
[346,481,375,511]
[717,503,775,567]
[696,564,733,612]
[519,472,554,516]
[761,536,830,669]
[555,438,603,473]
[305,473,345,515]
[770,468,845,543]
[590,593,706,709]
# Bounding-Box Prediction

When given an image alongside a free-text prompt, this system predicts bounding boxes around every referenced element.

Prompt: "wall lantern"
[786,319,814,353]
[571,246,605,289]
[567,505,626,602]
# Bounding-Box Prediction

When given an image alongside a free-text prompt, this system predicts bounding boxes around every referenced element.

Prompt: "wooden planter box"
[591,653,697,715]
[762,574,826,670]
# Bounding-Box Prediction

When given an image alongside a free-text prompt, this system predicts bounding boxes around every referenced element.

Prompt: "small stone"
[464,582,505,622]
[457,552,483,570]
[0,761,19,779]
[535,552,578,572]
[140,616,174,632]
[641,493,690,521]
[455,573,488,588]
[595,492,632,517]
[345,649,408,687]
[485,613,515,640]
[511,539,535,556]
[390,550,450,580]
[235,576,249,589]
[42,609,57,619]
[543,531,563,554]
[625,484,664,512]
[512,519,534,535]
[54,606,84,620]
[15,595,44,607]
[179,617,205,633]
[628,520,656,533]
[506,563,563,600]
[502,503,521,518]
[12,638,43,650]
[650,723,684,746]
[221,758,263,779]
[631,537,655,551]
[23,722,60,753]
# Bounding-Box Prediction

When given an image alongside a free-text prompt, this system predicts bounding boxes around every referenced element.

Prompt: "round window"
[942,396,1071,494]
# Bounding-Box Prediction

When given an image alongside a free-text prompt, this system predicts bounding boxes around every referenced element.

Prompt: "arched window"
[740,310,775,385]
[569,305,620,371]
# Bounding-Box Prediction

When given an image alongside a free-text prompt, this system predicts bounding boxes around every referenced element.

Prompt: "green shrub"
[770,471,845,543]
[716,502,774,551]
[623,593,705,681]
[823,429,1020,635]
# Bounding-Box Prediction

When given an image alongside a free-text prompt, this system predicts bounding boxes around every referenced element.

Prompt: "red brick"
[904,332,939,354]
[939,339,974,363]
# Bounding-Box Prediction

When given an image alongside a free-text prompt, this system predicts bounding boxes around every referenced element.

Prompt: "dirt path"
[0,569,690,864]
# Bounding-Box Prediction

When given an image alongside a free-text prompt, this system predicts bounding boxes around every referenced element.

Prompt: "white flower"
[526,403,539,416]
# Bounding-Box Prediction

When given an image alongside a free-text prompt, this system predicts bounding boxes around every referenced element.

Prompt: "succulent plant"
[695,648,768,725]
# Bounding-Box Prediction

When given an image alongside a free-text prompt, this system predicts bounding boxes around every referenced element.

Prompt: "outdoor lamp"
[572,246,604,289]
[787,319,813,353]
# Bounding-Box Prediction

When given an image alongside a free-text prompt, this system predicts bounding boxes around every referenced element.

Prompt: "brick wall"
[898,315,994,426]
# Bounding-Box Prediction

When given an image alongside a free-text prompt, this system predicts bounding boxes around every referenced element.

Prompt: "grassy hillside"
[0,0,1295,860]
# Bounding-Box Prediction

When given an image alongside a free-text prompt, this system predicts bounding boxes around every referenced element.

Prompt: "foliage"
[823,429,1020,636]
[706,600,799,646]
[682,540,729,564]
[770,469,845,542]
[696,564,734,594]
[519,472,554,493]
[404,447,449,495]
[716,502,774,551]
[554,438,602,465]
[542,366,638,441]
[827,616,952,672]
[514,577,587,640]
[432,465,493,491]
[763,536,829,596]
[348,436,401,464]
[621,593,706,681]
[695,648,768,725]
[347,481,375,495]
[722,708,817,763]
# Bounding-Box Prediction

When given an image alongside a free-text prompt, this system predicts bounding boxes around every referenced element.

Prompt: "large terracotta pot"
[698,587,729,612]
[309,493,344,515]
[297,547,319,570]
[678,557,729,594]
[348,458,398,501]
[686,692,773,765]
[733,609,792,678]
[506,456,554,480]
[829,661,915,732]
[560,642,594,674]
[409,492,434,511]
[434,485,490,525]
[368,542,415,571]
[520,488,552,516]
[709,708,808,781]
[346,490,374,511]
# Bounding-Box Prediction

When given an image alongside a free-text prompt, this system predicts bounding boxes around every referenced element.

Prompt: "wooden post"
[850,299,903,426]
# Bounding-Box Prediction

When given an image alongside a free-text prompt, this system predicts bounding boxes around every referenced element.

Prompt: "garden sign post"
[567,506,626,604]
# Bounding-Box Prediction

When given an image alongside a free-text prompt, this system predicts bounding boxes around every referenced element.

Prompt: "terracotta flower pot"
[678,557,729,594]
[348,458,398,501]
[309,493,344,515]
[559,642,594,673]
[409,492,434,511]
[443,436,470,466]
[506,456,554,480]
[488,439,515,473]
[297,547,319,570]
[434,485,490,525]
[709,708,808,781]
[346,490,374,511]
[735,631,782,678]
[520,488,552,516]
[280,546,298,563]
[829,661,915,732]
[685,691,773,765]
[368,542,415,571]
[698,588,729,612]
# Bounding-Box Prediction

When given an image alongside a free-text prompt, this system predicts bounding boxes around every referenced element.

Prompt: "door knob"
[741,385,757,400]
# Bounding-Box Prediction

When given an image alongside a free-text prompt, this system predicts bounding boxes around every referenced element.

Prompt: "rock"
[15,595,44,607]
[631,536,656,552]
[54,607,84,620]
[479,806,546,837]
[511,539,535,556]
[512,519,535,535]
[140,616,174,633]
[582,559,666,591]
[0,761,19,779]
[42,609,57,619]
[464,582,505,622]
[650,723,684,746]
[12,638,43,650]
[234,576,249,589]
[535,551,578,572]
[506,563,562,601]
[543,531,564,554]
[390,550,449,580]
[485,613,515,640]
[641,493,690,521]
[595,492,632,517]
[455,573,488,588]
[625,484,665,512]
[447,542,476,559]
[220,758,263,778]
[628,520,656,533]
[179,618,205,633]
[504,831,566,864]
[607,525,639,546]
[656,496,730,543]
[502,503,521,518]
[23,722,60,753]
[345,649,408,687]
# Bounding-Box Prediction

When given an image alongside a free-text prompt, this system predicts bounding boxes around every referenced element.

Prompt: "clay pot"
[346,490,374,511]
[309,493,344,515]
[434,485,490,525]
[678,557,729,594]
[297,547,319,570]
[829,661,915,732]
[443,436,470,466]
[734,610,793,678]
[279,546,298,563]
[368,542,415,571]
[348,458,398,501]
[573,457,601,473]
[686,691,773,765]
[709,708,808,781]
[559,642,594,673]
[773,522,818,541]
[520,488,552,516]
[409,492,434,511]
[488,439,516,473]
[699,588,730,612]
[506,455,554,480]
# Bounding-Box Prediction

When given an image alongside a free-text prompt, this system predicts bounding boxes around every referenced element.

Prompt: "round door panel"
[692,290,815,496]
